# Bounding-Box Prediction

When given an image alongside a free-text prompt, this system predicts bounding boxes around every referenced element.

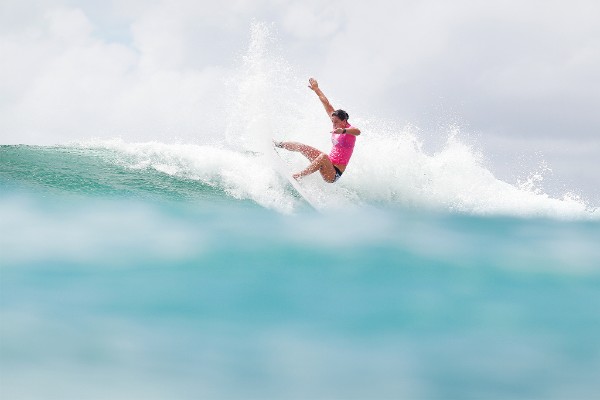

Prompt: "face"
[331,115,346,129]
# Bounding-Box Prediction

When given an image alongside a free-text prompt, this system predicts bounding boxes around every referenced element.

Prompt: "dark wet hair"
[331,109,349,121]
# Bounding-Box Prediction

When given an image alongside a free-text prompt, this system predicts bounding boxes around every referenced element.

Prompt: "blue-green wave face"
[2,141,600,399]
[0,144,233,203]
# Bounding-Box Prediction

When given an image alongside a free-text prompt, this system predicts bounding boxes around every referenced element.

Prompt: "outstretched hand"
[309,76,334,116]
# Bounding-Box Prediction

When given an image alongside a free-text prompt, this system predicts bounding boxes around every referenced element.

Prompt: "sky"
[1,0,599,202]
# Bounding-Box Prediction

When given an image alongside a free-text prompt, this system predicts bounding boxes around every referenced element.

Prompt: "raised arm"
[308,78,335,117]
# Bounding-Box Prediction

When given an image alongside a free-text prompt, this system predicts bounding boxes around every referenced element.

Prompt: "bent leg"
[293,153,337,183]
[280,141,323,163]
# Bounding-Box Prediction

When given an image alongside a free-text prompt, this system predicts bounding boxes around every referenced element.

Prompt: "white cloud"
[281,0,343,39]
[0,2,231,144]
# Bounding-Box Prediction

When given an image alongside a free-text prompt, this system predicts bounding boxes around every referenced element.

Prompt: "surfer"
[274,77,360,183]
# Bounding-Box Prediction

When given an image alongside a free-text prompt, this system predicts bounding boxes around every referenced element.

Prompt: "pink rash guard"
[328,123,356,165]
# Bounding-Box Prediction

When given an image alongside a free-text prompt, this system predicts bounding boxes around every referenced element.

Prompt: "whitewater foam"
[71,136,597,220]
[217,22,598,218]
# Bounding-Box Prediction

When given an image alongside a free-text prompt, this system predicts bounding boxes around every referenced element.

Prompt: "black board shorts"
[333,166,343,182]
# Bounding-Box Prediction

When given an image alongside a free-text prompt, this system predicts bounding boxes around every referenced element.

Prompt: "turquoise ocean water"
[1,141,599,399]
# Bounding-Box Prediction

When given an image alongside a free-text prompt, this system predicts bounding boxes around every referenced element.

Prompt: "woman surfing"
[274,78,361,183]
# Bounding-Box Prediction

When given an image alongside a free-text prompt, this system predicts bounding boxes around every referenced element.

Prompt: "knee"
[318,154,332,167]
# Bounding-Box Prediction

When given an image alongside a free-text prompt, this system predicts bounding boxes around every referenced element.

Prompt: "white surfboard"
[271,145,320,210]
